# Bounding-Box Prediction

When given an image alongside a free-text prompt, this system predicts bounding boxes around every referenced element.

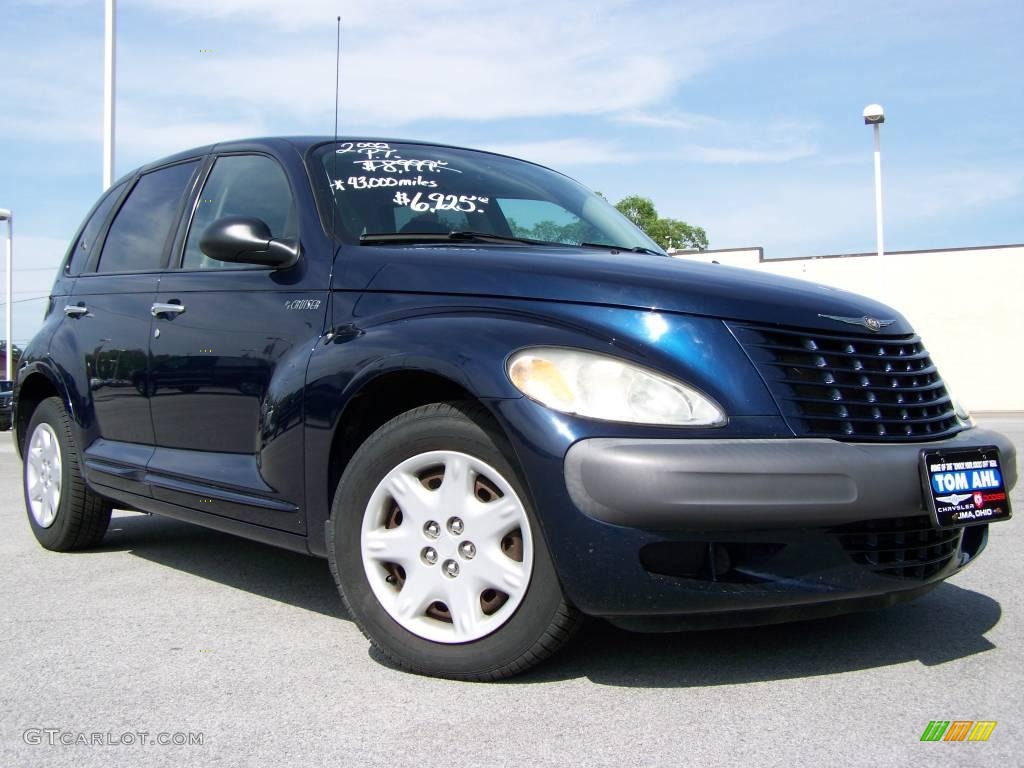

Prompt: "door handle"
[63,304,89,317]
[151,302,186,317]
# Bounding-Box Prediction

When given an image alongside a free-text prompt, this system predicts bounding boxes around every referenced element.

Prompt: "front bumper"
[490,397,1016,625]
[564,427,1017,530]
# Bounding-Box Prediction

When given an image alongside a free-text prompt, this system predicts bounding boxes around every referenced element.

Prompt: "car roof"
[121,136,561,185]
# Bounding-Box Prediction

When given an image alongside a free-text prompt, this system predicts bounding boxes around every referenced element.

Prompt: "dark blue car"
[13,137,1017,680]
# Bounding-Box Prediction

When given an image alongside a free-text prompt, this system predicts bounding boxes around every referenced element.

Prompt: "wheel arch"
[302,307,590,558]
[325,369,504,521]
[13,364,73,458]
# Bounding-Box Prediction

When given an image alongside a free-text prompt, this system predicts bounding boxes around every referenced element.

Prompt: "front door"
[147,153,328,532]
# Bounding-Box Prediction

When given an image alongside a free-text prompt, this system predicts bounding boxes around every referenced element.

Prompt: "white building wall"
[671,245,1024,412]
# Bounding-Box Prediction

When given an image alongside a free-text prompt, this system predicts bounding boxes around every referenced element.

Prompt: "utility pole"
[103,0,117,189]
[863,104,886,257]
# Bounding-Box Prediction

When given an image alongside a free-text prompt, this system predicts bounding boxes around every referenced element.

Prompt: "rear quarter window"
[65,181,127,275]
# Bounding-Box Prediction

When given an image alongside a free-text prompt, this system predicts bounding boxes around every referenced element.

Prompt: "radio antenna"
[331,15,341,240]
[333,15,341,140]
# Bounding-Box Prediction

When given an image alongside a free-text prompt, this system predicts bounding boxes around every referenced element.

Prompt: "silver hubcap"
[361,450,534,644]
[26,423,62,528]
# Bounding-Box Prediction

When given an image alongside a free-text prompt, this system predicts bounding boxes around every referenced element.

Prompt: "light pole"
[0,208,12,381]
[103,0,116,189]
[863,103,885,257]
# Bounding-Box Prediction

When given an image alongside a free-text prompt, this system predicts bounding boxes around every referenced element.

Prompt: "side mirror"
[199,216,300,269]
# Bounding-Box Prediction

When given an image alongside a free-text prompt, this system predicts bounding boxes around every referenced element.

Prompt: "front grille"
[730,323,961,441]
[832,516,962,579]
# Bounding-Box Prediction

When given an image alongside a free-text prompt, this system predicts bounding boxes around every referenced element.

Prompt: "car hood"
[357,244,913,335]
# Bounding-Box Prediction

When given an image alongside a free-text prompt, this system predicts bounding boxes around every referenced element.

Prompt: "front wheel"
[328,402,581,680]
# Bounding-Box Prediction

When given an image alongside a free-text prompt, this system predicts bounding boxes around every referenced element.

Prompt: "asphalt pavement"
[1,417,1022,767]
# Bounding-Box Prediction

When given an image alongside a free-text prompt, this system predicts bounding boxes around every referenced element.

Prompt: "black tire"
[23,397,111,551]
[328,401,582,680]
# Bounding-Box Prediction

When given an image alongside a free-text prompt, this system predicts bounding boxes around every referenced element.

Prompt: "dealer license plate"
[921,446,1012,529]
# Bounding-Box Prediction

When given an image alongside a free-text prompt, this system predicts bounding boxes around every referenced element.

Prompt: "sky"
[1,0,1022,344]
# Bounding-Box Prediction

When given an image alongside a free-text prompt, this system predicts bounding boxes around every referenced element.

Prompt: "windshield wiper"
[359,231,567,247]
[358,231,666,256]
[580,242,666,257]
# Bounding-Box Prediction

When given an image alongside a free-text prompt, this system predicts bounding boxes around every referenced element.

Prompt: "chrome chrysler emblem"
[818,314,895,333]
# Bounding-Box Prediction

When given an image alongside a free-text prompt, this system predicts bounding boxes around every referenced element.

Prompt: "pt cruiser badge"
[285,299,322,310]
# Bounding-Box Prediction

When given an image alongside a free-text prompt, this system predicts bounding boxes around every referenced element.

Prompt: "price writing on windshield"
[335,142,398,160]
[393,192,489,214]
[358,158,460,174]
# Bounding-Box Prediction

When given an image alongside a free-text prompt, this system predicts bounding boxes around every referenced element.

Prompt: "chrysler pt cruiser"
[14,137,1016,680]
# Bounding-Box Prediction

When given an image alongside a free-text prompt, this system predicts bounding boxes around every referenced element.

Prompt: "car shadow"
[101,512,1001,687]
[100,511,348,621]
[522,581,1001,687]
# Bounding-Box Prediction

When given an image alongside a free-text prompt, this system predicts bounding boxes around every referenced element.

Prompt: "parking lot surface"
[1,417,1022,767]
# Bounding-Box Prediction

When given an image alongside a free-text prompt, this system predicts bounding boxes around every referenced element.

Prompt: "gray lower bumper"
[564,427,1017,530]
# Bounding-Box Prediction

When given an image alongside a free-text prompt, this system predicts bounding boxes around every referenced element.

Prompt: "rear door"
[146,152,327,532]
[68,160,202,494]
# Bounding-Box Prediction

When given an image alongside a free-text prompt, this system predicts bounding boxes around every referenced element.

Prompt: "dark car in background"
[12,137,1016,680]
[0,380,12,430]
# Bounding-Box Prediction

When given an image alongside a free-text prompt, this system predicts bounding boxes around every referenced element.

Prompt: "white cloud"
[477,139,633,167]
[112,0,812,128]
[613,111,725,130]
[817,152,869,167]
[482,136,819,168]
[137,0,468,32]
[611,108,822,165]
[0,38,100,144]
[671,165,1023,258]
[118,33,679,128]
[9,236,67,270]
[3,0,818,157]
[681,142,818,164]
[886,167,1022,220]
[5,236,69,345]
[115,107,269,163]
[684,177,868,254]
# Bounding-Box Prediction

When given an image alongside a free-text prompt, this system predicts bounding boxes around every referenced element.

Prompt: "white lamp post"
[863,103,885,257]
[0,208,12,380]
[103,0,117,189]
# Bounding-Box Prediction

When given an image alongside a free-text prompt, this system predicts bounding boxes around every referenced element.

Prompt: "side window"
[182,155,296,270]
[97,161,199,274]
[66,181,127,274]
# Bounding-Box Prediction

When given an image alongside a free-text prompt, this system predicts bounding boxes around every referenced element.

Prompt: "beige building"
[669,244,1024,413]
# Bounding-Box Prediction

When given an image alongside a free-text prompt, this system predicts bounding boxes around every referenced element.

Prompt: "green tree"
[506,217,598,245]
[614,195,707,251]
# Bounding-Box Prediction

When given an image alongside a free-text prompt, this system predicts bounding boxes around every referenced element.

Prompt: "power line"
[0,296,50,306]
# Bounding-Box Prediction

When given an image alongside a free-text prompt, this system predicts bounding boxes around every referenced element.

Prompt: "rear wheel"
[328,401,581,680]
[23,397,111,551]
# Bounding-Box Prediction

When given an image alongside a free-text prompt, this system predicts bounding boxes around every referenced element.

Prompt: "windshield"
[311,141,664,253]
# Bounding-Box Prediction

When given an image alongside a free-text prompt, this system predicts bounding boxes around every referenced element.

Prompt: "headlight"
[507,347,726,426]
[953,398,975,428]
[944,383,974,428]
